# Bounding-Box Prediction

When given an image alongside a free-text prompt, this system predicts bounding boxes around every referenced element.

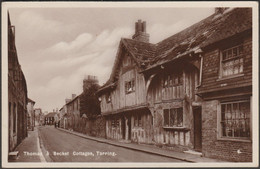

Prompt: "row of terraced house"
[8,12,29,154]
[58,8,253,162]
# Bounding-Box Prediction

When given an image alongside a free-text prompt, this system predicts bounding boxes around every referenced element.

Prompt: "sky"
[8,5,214,112]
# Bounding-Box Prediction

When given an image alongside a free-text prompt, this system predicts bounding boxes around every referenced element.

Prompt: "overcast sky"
[8,5,214,112]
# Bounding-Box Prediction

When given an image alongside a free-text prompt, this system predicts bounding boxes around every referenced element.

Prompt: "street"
[38,126,182,162]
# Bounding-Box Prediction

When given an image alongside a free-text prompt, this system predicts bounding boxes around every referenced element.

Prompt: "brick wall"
[202,100,252,162]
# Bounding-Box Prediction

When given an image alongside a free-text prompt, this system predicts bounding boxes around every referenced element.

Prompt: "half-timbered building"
[97,8,252,162]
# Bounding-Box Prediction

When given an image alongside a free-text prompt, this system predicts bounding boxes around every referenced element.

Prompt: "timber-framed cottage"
[97,8,252,162]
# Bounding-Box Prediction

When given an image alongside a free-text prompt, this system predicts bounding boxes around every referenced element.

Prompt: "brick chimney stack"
[72,94,76,99]
[132,20,149,43]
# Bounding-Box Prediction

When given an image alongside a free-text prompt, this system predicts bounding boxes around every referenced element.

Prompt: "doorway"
[122,117,126,139]
[193,107,202,152]
[127,117,131,140]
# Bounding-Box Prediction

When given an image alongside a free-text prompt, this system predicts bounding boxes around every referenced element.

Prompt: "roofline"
[27,98,36,104]
[65,95,79,106]
[140,49,199,73]
[141,26,252,74]
[96,82,117,94]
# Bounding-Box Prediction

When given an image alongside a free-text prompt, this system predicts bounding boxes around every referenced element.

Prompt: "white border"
[1,1,259,168]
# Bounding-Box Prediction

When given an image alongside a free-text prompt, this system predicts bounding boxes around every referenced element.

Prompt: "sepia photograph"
[1,1,259,168]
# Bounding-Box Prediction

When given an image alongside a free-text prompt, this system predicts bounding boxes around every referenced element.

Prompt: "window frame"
[163,72,183,88]
[134,114,142,127]
[111,118,119,128]
[105,93,111,103]
[218,99,251,141]
[125,79,135,94]
[219,44,244,79]
[163,107,183,128]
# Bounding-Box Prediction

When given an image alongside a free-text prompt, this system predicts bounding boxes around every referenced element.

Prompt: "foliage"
[79,83,101,119]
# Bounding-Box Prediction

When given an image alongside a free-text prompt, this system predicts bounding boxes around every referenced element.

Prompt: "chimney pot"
[132,20,149,43]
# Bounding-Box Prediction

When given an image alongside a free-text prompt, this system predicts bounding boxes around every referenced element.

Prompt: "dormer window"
[125,79,135,94]
[220,44,244,77]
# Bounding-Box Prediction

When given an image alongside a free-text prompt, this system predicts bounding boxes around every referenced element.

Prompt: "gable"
[98,39,150,93]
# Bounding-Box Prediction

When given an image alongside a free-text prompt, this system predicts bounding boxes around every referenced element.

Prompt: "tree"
[79,83,101,119]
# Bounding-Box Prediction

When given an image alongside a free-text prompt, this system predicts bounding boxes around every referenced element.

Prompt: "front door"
[193,107,202,151]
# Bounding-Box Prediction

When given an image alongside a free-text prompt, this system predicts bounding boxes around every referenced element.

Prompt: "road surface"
[38,125,183,162]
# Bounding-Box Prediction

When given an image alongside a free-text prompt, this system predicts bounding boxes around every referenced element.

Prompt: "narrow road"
[38,125,183,162]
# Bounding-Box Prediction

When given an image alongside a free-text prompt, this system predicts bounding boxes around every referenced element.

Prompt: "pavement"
[9,126,46,162]
[56,127,228,163]
[9,125,227,163]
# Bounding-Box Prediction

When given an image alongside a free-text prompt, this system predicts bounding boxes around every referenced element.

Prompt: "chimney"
[132,20,149,43]
[65,98,71,104]
[215,7,229,14]
[72,94,76,99]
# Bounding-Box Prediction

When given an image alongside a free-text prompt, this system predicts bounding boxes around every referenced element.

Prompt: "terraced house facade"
[97,8,252,162]
[8,13,28,152]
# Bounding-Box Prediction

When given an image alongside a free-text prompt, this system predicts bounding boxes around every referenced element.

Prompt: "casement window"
[220,100,250,139]
[134,114,142,127]
[163,73,183,88]
[111,118,119,128]
[105,93,111,103]
[125,79,135,94]
[221,45,244,77]
[163,108,183,127]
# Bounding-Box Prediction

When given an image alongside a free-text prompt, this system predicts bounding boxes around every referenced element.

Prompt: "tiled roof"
[122,38,156,68]
[98,8,252,91]
[98,39,156,93]
[148,8,252,71]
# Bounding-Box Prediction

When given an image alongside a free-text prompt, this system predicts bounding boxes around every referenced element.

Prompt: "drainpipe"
[196,53,203,88]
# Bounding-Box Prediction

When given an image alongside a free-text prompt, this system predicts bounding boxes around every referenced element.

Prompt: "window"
[105,93,111,103]
[125,79,135,94]
[221,45,243,77]
[164,108,183,127]
[163,73,183,88]
[134,114,142,127]
[111,118,119,128]
[220,100,250,139]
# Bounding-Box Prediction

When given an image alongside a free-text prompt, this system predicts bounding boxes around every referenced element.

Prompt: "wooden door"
[193,107,202,151]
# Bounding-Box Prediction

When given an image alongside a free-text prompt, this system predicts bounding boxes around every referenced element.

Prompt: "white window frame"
[219,44,244,79]
[217,99,251,142]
